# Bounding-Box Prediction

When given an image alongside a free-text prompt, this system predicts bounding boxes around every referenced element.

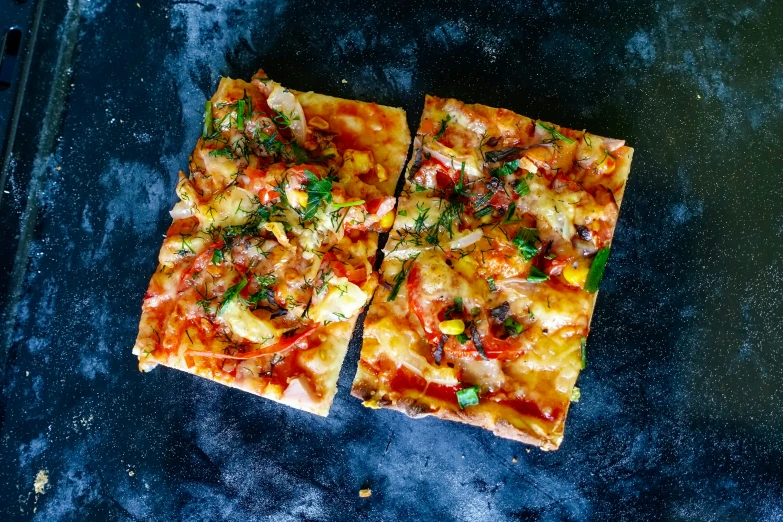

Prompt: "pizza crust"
[133,71,410,416]
[352,94,632,446]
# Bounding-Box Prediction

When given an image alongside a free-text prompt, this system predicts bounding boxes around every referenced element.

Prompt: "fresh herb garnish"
[218,279,247,315]
[456,332,470,344]
[445,297,464,319]
[527,266,550,283]
[256,273,276,288]
[202,101,213,138]
[512,227,540,260]
[211,249,223,265]
[504,202,517,222]
[503,317,524,336]
[272,109,293,129]
[474,206,493,219]
[209,148,233,158]
[332,199,365,209]
[303,170,333,220]
[490,159,520,178]
[454,162,466,194]
[387,256,417,302]
[514,178,530,197]
[584,247,610,293]
[456,386,480,409]
[291,142,309,164]
[434,115,451,140]
[580,337,587,369]
[398,210,407,216]
[536,121,575,144]
[487,277,497,292]
[236,100,246,130]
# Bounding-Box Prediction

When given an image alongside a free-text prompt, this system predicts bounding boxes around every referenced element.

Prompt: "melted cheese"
[354,94,633,447]
[134,71,411,416]
[219,299,281,345]
[309,276,368,325]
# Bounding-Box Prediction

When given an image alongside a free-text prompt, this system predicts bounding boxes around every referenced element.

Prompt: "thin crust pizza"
[133,70,410,416]
[352,95,633,448]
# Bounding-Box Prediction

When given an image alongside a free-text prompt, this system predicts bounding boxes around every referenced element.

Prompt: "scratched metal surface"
[1,0,783,520]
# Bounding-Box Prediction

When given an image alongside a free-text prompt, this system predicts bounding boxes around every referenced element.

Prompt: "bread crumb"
[359,488,372,498]
[512,457,518,463]
[129,470,135,477]
[341,79,348,84]
[34,470,48,494]
[136,3,141,7]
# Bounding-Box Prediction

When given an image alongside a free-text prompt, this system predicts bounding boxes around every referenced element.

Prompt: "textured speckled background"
[1,0,783,520]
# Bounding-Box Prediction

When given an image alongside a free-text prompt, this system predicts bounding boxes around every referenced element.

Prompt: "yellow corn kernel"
[375,163,389,181]
[340,149,374,177]
[290,189,308,208]
[309,116,330,131]
[596,154,616,175]
[379,211,395,230]
[454,256,478,278]
[563,262,590,287]
[439,319,465,336]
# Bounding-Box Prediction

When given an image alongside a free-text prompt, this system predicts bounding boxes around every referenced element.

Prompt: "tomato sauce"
[495,398,562,423]
[388,366,459,406]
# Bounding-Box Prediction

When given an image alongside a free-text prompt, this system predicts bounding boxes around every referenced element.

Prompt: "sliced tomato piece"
[320,251,368,285]
[178,240,225,292]
[187,324,319,360]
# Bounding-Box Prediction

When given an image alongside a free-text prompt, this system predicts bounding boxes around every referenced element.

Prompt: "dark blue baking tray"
[1,0,782,520]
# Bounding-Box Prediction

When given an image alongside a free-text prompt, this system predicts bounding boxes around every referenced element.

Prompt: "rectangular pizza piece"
[352,95,633,449]
[132,70,410,416]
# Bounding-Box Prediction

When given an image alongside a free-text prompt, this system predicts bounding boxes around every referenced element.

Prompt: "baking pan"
[1,0,782,520]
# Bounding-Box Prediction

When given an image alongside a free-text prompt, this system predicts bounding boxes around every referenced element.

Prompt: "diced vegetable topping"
[218,279,247,315]
[514,178,530,196]
[236,100,246,130]
[570,387,581,402]
[490,159,520,178]
[527,266,550,283]
[487,277,497,292]
[202,101,213,138]
[503,317,523,336]
[439,319,465,336]
[211,249,223,265]
[456,385,480,409]
[513,228,540,260]
[584,247,610,293]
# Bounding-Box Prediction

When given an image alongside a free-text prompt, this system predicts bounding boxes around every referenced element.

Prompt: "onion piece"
[602,138,625,152]
[423,141,483,179]
[495,277,532,288]
[169,202,194,220]
[373,197,396,218]
[449,229,484,250]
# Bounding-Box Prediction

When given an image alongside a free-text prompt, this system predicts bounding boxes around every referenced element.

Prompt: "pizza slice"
[352,95,633,448]
[133,70,410,416]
